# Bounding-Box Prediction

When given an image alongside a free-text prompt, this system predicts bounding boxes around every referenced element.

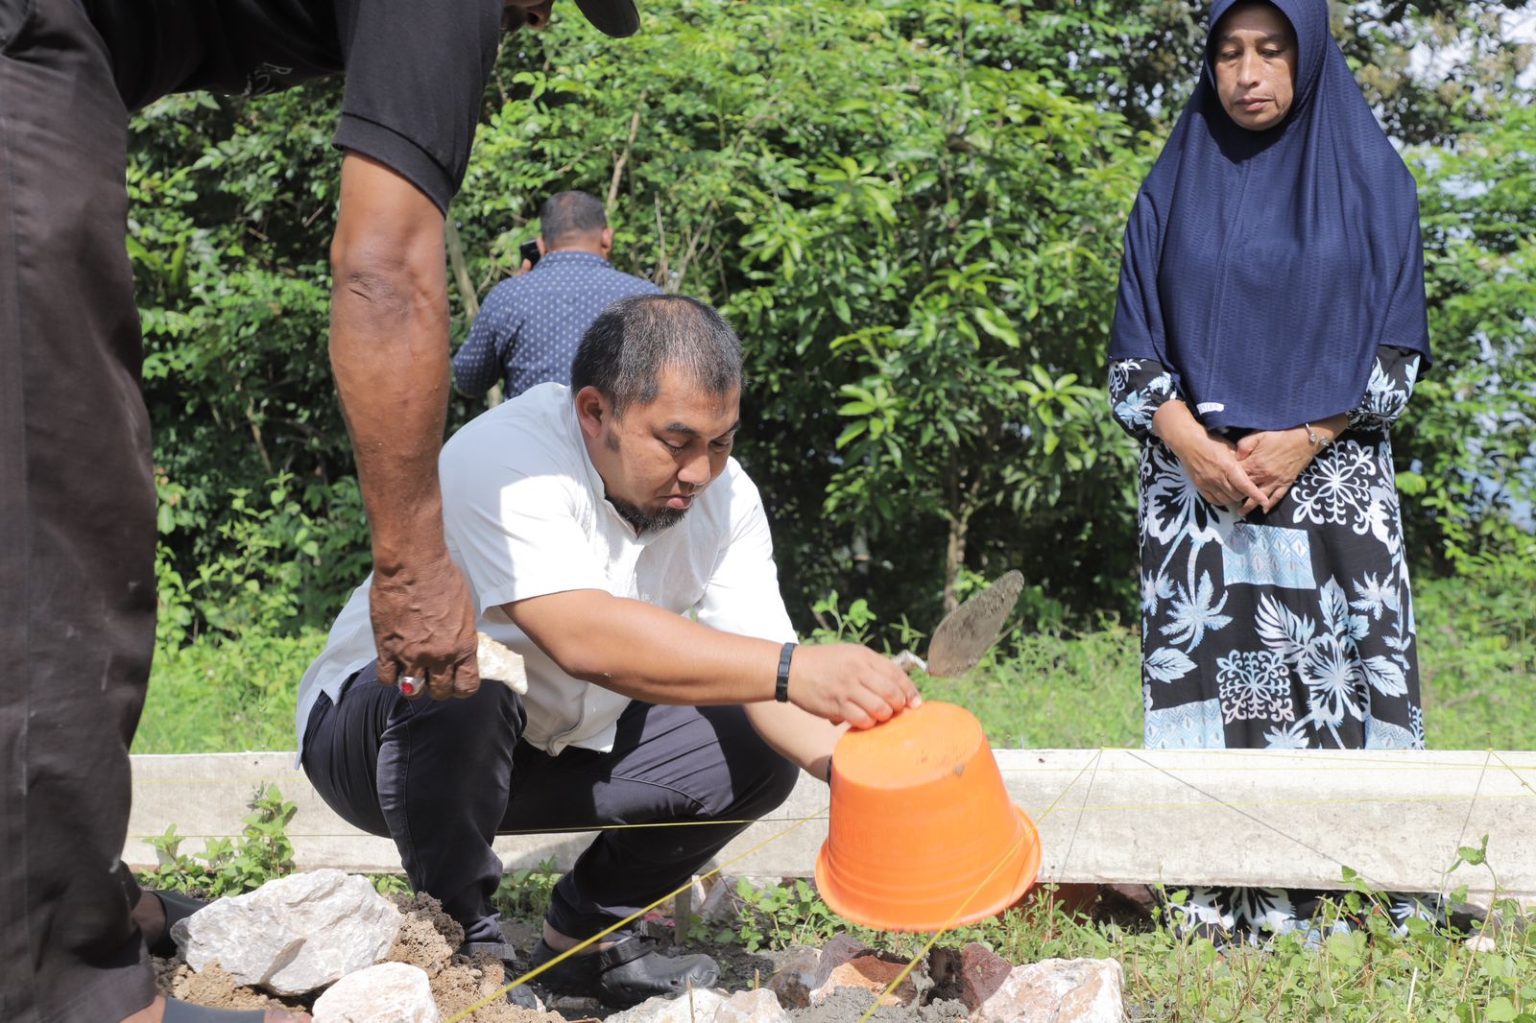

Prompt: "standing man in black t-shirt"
[0,2,640,1021]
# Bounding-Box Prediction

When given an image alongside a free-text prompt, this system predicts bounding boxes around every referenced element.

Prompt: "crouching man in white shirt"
[295,294,920,1007]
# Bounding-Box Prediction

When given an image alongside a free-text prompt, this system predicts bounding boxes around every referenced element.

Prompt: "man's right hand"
[787,644,922,728]
[370,550,481,701]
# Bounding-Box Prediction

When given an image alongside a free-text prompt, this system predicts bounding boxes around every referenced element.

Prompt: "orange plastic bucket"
[815,701,1041,931]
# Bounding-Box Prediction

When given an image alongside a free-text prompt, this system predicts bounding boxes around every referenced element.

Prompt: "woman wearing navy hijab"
[1108,0,1432,934]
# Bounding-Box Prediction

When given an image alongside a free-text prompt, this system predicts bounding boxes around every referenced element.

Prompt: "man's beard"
[609,495,689,535]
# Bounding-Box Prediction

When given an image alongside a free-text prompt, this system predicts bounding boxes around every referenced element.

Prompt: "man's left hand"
[371,551,481,700]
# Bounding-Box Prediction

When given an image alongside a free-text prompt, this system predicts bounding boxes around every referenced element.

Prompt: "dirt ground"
[153,893,1010,1022]
[156,893,564,1023]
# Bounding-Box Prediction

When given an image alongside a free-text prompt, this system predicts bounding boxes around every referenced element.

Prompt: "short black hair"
[571,295,743,415]
[539,190,608,247]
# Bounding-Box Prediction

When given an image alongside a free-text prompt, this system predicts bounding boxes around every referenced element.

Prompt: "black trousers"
[0,0,160,1020]
[303,664,801,945]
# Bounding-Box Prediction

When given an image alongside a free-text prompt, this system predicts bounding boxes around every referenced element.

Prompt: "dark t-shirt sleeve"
[331,0,501,213]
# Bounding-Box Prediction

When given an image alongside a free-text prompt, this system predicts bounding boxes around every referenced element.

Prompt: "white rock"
[312,962,440,1023]
[697,875,746,925]
[178,870,403,996]
[604,987,727,1023]
[478,632,528,694]
[972,958,1124,1023]
[1465,934,1497,953]
[714,988,791,1023]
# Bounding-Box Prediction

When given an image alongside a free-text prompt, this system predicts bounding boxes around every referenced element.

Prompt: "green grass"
[918,621,1145,749]
[133,567,1536,754]
[133,628,324,754]
[1414,572,1536,750]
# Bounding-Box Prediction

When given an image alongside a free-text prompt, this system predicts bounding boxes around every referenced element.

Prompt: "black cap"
[573,0,641,37]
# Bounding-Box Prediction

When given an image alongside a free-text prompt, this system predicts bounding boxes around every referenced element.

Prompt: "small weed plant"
[141,785,297,897]
[733,877,855,953]
[711,871,1536,1022]
[492,858,563,920]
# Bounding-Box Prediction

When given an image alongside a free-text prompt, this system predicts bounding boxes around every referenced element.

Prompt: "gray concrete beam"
[125,749,1536,902]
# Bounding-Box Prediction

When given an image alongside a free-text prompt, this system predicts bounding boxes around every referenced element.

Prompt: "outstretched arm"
[505,590,920,731]
[330,151,479,701]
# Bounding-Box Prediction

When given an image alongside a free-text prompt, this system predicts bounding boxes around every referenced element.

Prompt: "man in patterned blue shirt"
[454,190,661,400]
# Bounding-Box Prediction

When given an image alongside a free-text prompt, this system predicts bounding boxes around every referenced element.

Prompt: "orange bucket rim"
[814,805,1042,933]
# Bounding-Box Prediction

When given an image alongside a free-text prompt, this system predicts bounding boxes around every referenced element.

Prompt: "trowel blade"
[925,570,1024,677]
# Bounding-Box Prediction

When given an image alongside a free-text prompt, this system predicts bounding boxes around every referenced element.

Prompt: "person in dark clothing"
[0,2,641,1021]
[454,190,662,400]
[1106,0,1432,939]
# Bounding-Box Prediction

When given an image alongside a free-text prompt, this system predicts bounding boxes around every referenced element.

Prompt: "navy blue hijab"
[1108,0,1430,431]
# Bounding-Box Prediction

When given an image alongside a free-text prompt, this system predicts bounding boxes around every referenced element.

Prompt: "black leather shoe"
[147,890,206,957]
[526,934,719,1007]
[460,940,540,1009]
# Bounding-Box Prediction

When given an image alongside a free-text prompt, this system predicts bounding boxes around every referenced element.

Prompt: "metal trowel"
[921,570,1025,677]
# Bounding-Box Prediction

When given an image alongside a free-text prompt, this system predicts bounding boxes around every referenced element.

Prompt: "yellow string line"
[443,802,829,1023]
[1053,748,1105,876]
[1491,749,1536,799]
[1120,749,1387,890]
[854,825,1036,1023]
[133,784,1536,837]
[1033,747,1108,823]
[1439,750,1493,897]
[129,754,1536,789]
[129,784,1536,845]
[450,752,1099,1023]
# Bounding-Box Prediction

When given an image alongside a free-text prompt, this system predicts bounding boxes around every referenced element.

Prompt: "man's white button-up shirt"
[296,383,797,758]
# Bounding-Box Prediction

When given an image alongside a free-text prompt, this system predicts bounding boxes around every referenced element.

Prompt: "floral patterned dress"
[1108,346,1427,933]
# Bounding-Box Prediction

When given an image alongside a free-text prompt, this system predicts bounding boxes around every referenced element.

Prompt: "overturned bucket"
[815,701,1041,931]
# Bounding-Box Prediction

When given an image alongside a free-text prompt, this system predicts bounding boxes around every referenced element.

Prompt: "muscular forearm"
[329,155,452,572]
[510,589,918,728]
[508,590,784,705]
[745,701,844,780]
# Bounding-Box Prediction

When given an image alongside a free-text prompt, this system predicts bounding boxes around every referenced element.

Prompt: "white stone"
[972,958,1124,1023]
[312,962,440,1023]
[764,946,821,1009]
[604,987,727,1023]
[697,875,747,925]
[1465,934,1497,953]
[714,988,791,1023]
[478,632,528,694]
[178,869,403,996]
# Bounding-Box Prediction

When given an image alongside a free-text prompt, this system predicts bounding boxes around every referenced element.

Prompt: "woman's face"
[1212,3,1298,131]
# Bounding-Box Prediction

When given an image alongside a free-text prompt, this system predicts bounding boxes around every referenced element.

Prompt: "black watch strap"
[775,641,796,703]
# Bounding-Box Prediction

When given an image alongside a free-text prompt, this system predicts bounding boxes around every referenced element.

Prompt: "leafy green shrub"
[492,859,563,920]
[139,785,297,897]
[134,628,325,753]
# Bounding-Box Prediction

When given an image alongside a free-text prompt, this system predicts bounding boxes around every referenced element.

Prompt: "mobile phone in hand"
[519,239,541,268]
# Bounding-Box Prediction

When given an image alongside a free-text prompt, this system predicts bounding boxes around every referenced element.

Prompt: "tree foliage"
[127,0,1536,645]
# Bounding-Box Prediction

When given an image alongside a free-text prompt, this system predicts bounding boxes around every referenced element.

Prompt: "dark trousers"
[303,663,801,945]
[0,1,160,1020]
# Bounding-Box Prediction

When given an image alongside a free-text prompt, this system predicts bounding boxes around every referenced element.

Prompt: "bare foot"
[120,995,310,1022]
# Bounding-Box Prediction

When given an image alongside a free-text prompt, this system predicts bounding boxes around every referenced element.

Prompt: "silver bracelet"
[1304,422,1331,449]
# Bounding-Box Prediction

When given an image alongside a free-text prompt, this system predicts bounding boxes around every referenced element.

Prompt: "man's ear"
[599,227,614,257]
[536,235,548,257]
[574,385,610,439]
